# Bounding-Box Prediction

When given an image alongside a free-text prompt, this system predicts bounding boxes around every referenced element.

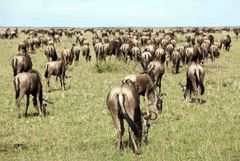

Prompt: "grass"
[0,29,240,161]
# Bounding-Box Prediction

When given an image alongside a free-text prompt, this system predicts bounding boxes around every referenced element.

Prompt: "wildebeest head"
[141,111,157,145]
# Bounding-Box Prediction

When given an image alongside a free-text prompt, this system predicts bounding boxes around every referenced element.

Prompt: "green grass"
[0,30,240,161]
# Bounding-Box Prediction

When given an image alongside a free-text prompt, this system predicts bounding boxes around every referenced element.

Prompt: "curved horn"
[150,111,158,120]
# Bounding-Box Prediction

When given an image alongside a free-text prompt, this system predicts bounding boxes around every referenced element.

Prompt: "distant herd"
[4,26,236,154]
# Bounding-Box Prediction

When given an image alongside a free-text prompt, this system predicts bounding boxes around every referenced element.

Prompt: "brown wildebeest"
[154,48,166,63]
[140,50,152,71]
[82,45,91,62]
[172,51,182,74]
[106,79,157,154]
[147,60,165,93]
[94,42,105,61]
[18,41,27,53]
[220,35,232,51]
[131,46,141,61]
[11,54,33,77]
[44,58,66,93]
[61,48,74,67]
[70,44,81,62]
[123,73,165,115]
[44,45,58,62]
[179,62,205,103]
[13,69,47,118]
[209,44,220,61]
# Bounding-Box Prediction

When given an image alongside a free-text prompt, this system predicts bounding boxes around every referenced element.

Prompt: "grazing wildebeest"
[220,35,232,51]
[44,45,58,62]
[44,58,66,93]
[147,60,165,93]
[107,79,157,154]
[11,54,33,77]
[13,69,47,118]
[123,73,165,115]
[179,62,205,103]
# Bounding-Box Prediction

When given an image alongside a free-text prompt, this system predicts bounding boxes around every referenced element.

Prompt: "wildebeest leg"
[16,91,25,118]
[36,95,42,117]
[111,112,124,150]
[25,94,30,117]
[144,92,150,116]
[129,129,139,154]
[60,75,65,90]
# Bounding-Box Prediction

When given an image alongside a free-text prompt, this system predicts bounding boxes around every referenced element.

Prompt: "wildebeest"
[147,60,165,93]
[220,35,232,51]
[71,44,81,62]
[123,73,164,115]
[13,69,47,118]
[172,51,182,74]
[82,45,91,62]
[44,45,58,62]
[106,79,157,154]
[179,62,205,103]
[44,58,66,93]
[61,48,74,67]
[11,54,33,77]
[140,50,152,71]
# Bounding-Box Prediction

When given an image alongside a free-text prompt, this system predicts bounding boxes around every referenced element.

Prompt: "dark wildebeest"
[147,60,165,93]
[13,69,47,118]
[44,45,58,62]
[11,54,33,77]
[107,79,157,154]
[123,73,165,115]
[179,62,205,103]
[220,35,232,51]
[44,58,66,93]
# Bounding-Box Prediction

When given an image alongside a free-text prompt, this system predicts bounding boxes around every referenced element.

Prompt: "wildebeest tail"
[44,64,49,78]
[52,47,58,61]
[11,58,18,76]
[195,69,205,95]
[118,93,141,138]
[13,77,20,99]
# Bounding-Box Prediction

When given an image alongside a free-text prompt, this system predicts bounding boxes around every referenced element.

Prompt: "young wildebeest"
[147,60,165,93]
[107,79,157,154]
[11,54,32,77]
[180,62,205,103]
[13,69,47,118]
[44,45,58,62]
[44,58,66,93]
[123,73,164,115]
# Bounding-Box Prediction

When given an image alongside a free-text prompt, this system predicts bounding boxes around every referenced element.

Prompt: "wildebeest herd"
[8,26,236,154]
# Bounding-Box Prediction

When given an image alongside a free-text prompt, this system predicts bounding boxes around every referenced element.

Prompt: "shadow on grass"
[190,99,206,104]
